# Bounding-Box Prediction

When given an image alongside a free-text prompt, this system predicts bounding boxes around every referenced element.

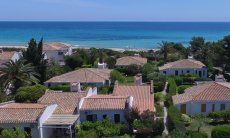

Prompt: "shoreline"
[0,45,158,52]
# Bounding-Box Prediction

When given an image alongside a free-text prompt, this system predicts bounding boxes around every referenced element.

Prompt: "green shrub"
[77,118,126,137]
[170,129,183,138]
[49,84,70,92]
[168,78,177,95]
[98,86,110,94]
[154,92,165,103]
[76,130,98,138]
[209,110,230,122]
[181,114,192,126]
[177,85,191,94]
[167,106,185,132]
[211,125,230,138]
[1,128,28,138]
[110,70,126,83]
[186,131,208,138]
[15,85,46,103]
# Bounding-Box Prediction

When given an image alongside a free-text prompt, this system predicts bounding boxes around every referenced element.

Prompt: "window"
[181,70,184,74]
[199,71,202,77]
[195,70,197,74]
[212,104,215,112]
[24,127,31,137]
[86,114,97,122]
[175,70,179,76]
[201,104,206,112]
[86,115,93,121]
[103,114,107,119]
[163,71,166,74]
[220,104,225,111]
[187,70,190,73]
[180,104,186,114]
[114,114,120,123]
[58,51,63,55]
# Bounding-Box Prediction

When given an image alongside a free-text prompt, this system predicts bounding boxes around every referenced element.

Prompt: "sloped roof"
[38,91,86,114]
[81,95,129,110]
[45,68,111,83]
[43,42,71,51]
[159,59,206,70]
[172,82,230,104]
[0,102,45,123]
[0,51,16,60]
[116,56,147,66]
[113,84,154,113]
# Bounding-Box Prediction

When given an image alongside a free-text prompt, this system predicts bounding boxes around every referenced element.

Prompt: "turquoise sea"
[0,22,230,49]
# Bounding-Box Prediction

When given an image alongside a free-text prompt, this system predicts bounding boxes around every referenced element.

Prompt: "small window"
[187,70,190,73]
[24,127,31,136]
[199,71,202,77]
[220,104,225,111]
[86,115,93,121]
[181,70,184,74]
[180,104,186,114]
[92,114,97,122]
[212,104,215,112]
[175,70,178,76]
[58,51,63,55]
[114,114,120,123]
[201,104,206,112]
[103,114,107,119]
[163,71,166,74]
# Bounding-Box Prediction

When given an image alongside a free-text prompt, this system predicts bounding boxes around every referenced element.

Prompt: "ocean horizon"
[1,21,230,49]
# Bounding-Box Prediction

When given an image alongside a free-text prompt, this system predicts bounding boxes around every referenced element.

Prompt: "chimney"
[150,80,154,94]
[134,73,142,86]
[134,53,140,57]
[98,62,106,69]
[70,82,81,92]
[188,55,194,59]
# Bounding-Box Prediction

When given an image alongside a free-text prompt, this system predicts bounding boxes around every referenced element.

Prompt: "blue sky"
[0,0,229,21]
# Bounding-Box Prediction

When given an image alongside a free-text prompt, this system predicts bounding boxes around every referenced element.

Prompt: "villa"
[44,68,112,89]
[43,42,72,66]
[79,82,154,123]
[115,54,147,67]
[172,82,230,116]
[159,58,208,78]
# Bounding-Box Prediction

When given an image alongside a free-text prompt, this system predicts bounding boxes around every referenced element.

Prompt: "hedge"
[209,110,230,122]
[49,84,70,92]
[167,106,185,132]
[177,85,191,94]
[211,125,230,138]
[186,131,208,138]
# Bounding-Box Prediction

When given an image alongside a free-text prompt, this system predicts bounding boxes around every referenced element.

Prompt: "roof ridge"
[215,82,230,89]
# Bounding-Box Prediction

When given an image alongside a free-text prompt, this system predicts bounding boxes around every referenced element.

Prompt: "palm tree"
[158,41,170,63]
[0,59,39,94]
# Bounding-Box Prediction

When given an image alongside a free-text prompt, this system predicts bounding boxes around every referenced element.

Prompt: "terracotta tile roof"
[43,42,71,51]
[38,91,86,114]
[0,103,45,123]
[159,59,206,70]
[116,56,147,66]
[0,51,16,60]
[81,95,129,110]
[172,82,230,104]
[113,84,154,113]
[45,68,111,83]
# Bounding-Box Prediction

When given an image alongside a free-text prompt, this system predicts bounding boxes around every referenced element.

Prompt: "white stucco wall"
[0,123,39,138]
[11,52,21,62]
[175,101,230,116]
[80,109,128,123]
[160,68,208,78]
[44,47,71,65]
[39,104,57,138]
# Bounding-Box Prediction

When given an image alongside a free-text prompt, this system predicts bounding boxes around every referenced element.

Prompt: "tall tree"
[158,41,170,63]
[22,38,47,83]
[0,59,39,93]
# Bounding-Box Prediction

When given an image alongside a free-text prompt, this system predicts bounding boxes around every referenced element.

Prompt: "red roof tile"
[116,56,147,66]
[38,91,86,114]
[113,84,154,113]
[81,95,129,110]
[172,82,230,104]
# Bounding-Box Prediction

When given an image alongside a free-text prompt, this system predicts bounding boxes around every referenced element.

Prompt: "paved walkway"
[162,82,169,135]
